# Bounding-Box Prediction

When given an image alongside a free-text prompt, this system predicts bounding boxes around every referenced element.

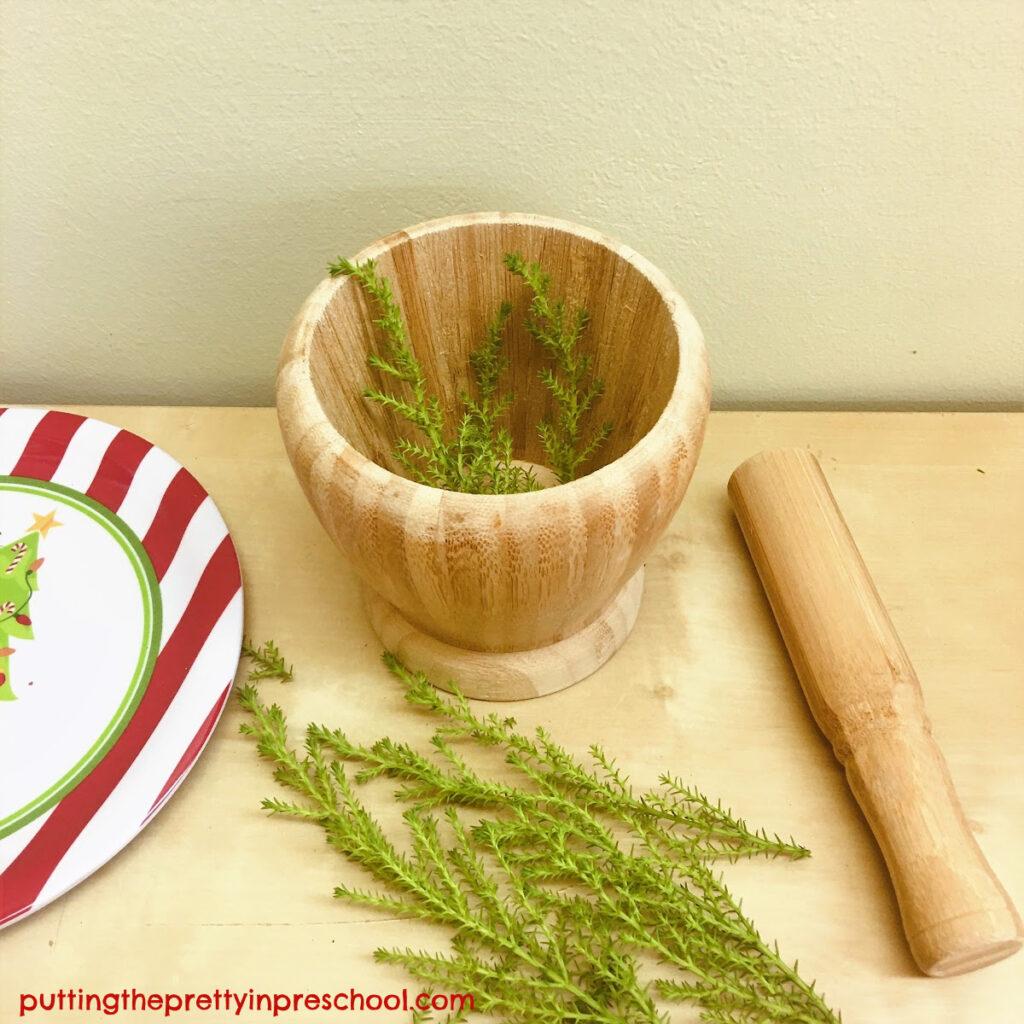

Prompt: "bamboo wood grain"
[277,212,710,699]
[728,448,1023,977]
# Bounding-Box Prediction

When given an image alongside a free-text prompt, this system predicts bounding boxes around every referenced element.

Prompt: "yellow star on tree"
[27,510,63,539]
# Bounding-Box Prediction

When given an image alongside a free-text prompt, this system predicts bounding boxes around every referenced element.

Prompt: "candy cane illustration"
[0,529,48,702]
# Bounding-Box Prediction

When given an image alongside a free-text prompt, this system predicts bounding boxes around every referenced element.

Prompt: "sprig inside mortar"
[328,252,612,494]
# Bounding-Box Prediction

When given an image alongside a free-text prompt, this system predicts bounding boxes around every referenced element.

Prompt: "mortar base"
[364,569,645,701]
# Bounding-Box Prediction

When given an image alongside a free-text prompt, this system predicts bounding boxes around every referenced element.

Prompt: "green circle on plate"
[0,476,162,838]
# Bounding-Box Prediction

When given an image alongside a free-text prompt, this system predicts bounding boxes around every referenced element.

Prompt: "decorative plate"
[0,408,243,929]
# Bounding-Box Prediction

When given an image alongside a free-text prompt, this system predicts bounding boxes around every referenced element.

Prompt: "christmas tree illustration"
[0,513,57,702]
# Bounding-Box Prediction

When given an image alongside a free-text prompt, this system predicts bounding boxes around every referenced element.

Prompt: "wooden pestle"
[728,448,1022,977]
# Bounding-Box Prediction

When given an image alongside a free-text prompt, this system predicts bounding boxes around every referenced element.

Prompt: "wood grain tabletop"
[1,408,1021,1023]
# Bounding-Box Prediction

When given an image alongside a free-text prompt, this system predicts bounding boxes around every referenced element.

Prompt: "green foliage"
[330,256,539,494]
[240,637,293,683]
[329,252,610,494]
[503,252,612,484]
[455,301,541,495]
[238,647,842,1024]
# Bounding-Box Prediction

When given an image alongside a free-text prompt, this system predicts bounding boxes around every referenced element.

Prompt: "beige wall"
[2,0,1021,408]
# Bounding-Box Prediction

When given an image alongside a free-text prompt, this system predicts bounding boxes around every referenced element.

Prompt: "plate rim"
[0,406,244,930]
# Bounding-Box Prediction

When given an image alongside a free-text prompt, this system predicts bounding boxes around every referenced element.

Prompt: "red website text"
[18,988,474,1017]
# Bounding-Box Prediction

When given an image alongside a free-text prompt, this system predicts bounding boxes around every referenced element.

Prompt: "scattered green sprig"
[240,637,293,682]
[237,646,841,1024]
[329,251,611,493]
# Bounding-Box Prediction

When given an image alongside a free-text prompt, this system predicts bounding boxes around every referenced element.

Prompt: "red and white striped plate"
[0,408,243,929]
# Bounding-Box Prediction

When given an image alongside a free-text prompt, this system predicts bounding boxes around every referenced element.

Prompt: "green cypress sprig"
[453,301,539,495]
[238,647,842,1024]
[329,257,453,489]
[330,251,612,493]
[330,258,540,494]
[239,682,661,1023]
[240,637,293,682]
[502,252,613,484]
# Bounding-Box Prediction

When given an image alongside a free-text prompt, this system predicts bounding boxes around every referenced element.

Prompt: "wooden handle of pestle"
[728,448,1022,977]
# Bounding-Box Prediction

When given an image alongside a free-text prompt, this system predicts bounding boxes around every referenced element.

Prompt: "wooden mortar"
[277,213,710,700]
[729,447,1022,976]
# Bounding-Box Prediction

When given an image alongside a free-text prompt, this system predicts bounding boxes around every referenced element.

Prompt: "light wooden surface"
[276,212,710,698]
[1,408,1021,1023]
